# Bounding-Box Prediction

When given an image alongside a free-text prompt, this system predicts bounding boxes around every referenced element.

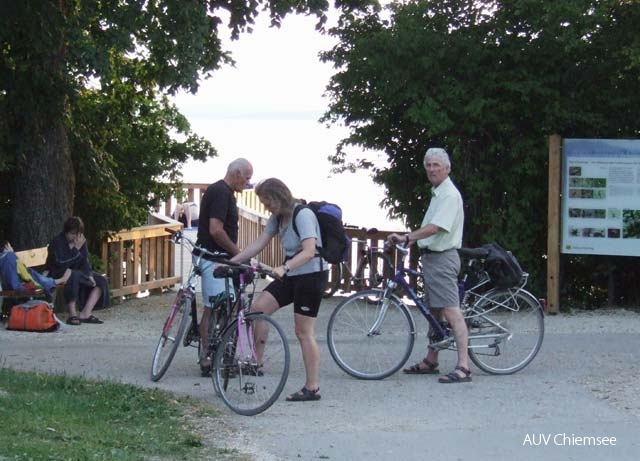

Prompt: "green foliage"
[0,0,377,249]
[69,85,217,244]
[0,368,220,460]
[322,0,640,297]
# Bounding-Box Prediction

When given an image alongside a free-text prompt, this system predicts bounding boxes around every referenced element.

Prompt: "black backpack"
[292,201,350,264]
[482,243,524,289]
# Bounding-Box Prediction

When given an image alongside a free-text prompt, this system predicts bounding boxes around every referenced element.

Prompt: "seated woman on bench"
[45,216,109,325]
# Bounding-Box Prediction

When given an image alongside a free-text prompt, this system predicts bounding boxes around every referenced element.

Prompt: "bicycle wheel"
[184,298,199,348]
[150,295,191,381]
[323,263,343,298]
[467,289,544,375]
[206,307,229,396]
[213,313,290,416]
[327,289,415,380]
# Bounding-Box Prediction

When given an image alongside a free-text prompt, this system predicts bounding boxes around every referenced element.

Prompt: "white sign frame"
[561,138,640,256]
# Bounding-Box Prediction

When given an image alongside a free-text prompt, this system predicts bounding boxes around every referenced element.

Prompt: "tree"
[0,0,373,250]
[321,0,640,292]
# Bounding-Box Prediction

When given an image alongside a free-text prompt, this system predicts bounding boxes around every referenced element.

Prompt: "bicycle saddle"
[213,265,235,278]
[213,264,255,283]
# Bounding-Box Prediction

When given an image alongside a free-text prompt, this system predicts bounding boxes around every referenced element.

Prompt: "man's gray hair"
[227,158,252,174]
[423,148,451,169]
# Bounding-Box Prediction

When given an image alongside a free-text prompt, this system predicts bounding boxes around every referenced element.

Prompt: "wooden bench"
[0,247,65,313]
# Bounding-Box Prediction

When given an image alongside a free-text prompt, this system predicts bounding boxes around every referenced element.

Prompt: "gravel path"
[1,293,639,460]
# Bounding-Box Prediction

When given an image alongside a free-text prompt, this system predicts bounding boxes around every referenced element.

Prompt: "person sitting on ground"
[173,202,200,228]
[45,216,110,325]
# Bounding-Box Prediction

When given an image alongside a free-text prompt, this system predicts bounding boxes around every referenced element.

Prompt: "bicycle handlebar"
[165,228,229,262]
[165,228,276,279]
[213,260,276,280]
[384,240,410,255]
[384,239,492,261]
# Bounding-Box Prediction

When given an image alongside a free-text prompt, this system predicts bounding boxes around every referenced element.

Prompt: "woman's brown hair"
[255,178,295,213]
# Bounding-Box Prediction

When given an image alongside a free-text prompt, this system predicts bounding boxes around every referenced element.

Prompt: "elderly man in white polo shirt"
[388,147,471,383]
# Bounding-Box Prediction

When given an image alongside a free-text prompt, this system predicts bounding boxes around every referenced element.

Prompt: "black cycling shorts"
[264,271,328,318]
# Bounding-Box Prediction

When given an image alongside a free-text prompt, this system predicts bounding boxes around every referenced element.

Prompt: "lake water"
[178,123,406,232]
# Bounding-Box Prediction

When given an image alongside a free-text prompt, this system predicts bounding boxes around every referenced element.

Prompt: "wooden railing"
[158,184,268,218]
[101,217,182,298]
[335,227,420,293]
[101,184,415,299]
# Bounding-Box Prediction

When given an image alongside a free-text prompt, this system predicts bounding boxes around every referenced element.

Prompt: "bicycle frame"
[213,265,284,403]
[168,237,207,342]
[379,245,538,351]
[152,228,285,392]
[382,258,450,342]
[159,228,235,358]
[344,244,391,288]
[217,272,259,363]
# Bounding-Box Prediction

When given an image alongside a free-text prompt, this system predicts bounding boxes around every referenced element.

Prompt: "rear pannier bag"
[482,243,524,289]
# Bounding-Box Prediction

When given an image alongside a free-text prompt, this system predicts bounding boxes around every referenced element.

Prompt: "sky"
[171,11,406,231]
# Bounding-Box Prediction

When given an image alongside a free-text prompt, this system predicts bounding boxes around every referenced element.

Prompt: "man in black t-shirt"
[196,158,253,375]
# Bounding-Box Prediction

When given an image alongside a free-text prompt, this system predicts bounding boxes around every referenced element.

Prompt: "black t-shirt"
[196,180,238,253]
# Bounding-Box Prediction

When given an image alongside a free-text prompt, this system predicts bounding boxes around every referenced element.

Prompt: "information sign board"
[561,138,640,256]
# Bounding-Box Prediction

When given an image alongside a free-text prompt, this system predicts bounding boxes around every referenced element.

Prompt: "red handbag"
[7,300,58,332]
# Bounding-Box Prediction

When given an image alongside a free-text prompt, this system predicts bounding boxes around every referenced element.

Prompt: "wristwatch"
[283,263,291,274]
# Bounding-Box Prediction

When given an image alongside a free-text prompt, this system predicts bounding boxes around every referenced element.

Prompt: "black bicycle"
[150,229,290,415]
[324,227,395,299]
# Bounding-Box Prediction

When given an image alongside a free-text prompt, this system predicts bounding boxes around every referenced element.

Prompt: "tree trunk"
[10,115,75,250]
[6,0,75,250]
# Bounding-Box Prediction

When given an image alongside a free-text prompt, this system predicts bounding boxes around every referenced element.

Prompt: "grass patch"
[0,368,231,460]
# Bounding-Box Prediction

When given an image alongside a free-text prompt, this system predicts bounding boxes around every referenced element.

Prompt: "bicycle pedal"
[466,319,483,329]
[225,363,263,377]
[241,364,264,377]
[183,329,199,347]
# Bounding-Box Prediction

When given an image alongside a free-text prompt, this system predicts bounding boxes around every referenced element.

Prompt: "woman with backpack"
[230,178,328,402]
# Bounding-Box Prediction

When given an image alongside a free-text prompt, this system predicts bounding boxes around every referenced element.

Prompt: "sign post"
[547,135,562,314]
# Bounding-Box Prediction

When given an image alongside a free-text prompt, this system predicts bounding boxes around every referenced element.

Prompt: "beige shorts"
[421,249,461,309]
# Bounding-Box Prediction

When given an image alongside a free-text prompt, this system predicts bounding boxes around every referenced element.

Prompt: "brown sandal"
[66,316,81,326]
[286,387,321,402]
[403,358,439,374]
[438,366,472,383]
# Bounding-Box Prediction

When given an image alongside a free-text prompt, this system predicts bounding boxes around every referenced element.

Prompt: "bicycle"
[150,228,290,416]
[323,227,395,299]
[326,242,544,379]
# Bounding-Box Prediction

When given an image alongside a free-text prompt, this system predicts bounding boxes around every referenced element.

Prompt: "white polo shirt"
[416,176,464,251]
